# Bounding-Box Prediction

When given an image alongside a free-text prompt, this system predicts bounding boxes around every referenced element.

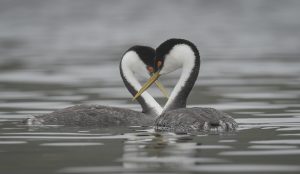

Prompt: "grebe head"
[121,45,169,103]
[155,38,199,75]
[133,39,200,101]
[123,46,156,76]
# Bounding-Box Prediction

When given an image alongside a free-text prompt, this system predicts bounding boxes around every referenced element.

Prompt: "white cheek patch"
[123,51,149,78]
[122,51,149,89]
[160,44,194,75]
[131,57,150,79]
[160,54,181,75]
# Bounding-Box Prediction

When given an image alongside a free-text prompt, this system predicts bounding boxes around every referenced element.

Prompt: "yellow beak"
[132,72,161,100]
[155,80,169,99]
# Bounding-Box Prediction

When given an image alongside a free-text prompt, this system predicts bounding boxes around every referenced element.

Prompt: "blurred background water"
[0,0,300,174]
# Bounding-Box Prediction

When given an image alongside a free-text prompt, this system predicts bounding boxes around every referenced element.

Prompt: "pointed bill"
[155,81,169,98]
[132,72,160,100]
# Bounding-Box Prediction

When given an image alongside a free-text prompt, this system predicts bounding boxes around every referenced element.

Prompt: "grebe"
[134,39,237,132]
[26,46,168,127]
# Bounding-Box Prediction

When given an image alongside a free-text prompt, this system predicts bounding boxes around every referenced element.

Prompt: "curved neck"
[120,53,162,116]
[163,46,200,112]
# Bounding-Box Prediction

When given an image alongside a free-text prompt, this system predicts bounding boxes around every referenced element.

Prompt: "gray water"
[1,0,300,174]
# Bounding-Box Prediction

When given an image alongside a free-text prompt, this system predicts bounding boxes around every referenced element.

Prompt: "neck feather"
[120,52,162,116]
[163,46,200,112]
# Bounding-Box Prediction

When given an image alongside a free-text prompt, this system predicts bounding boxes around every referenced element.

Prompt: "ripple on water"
[80,87,169,99]
[198,76,300,86]
[238,123,300,129]
[277,127,300,131]
[233,111,264,115]
[15,110,52,114]
[43,95,87,101]
[0,141,27,144]
[251,139,300,145]
[261,127,279,130]
[40,142,103,146]
[0,119,18,122]
[175,143,232,150]
[0,102,71,110]
[209,86,278,93]
[0,71,80,84]
[287,109,300,113]
[82,100,127,106]
[220,149,300,156]
[253,113,300,117]
[60,166,132,173]
[0,114,30,119]
[279,133,300,136]
[248,145,298,149]
[59,164,300,173]
[0,135,131,140]
[222,92,299,99]
[0,91,44,100]
[1,132,111,136]
[121,156,226,164]
[79,87,131,98]
[191,102,294,111]
[2,128,26,130]
[218,140,237,143]
[194,145,232,150]
[185,164,300,172]
[235,117,300,124]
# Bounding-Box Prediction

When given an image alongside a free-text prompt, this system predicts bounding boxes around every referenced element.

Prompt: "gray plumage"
[152,39,238,133]
[155,107,237,132]
[27,105,154,127]
[24,46,160,127]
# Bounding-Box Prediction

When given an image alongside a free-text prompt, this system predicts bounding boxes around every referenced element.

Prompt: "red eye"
[157,61,162,68]
[147,66,154,73]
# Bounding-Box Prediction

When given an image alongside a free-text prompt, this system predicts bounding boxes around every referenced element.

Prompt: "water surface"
[1,54,299,174]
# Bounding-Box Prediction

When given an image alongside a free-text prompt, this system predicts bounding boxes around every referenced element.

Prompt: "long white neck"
[120,51,162,116]
[162,44,200,113]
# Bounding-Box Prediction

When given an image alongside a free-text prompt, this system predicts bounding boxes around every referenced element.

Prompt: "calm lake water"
[1,55,300,174]
[1,0,300,174]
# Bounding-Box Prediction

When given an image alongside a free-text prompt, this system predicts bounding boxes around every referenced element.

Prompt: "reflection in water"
[121,132,228,170]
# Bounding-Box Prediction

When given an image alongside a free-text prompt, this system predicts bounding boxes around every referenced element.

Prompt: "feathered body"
[26,46,162,127]
[28,105,154,127]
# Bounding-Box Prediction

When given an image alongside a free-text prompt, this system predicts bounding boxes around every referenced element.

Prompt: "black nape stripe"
[127,45,155,67]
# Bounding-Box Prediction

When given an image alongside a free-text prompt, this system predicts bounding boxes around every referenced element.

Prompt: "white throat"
[121,51,162,116]
[161,44,196,112]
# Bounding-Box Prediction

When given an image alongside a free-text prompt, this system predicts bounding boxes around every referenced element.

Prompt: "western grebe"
[26,46,168,127]
[134,39,238,132]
